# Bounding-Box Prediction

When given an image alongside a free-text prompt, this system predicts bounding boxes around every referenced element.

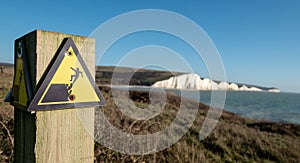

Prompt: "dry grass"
[0,67,14,162]
[94,86,300,162]
[0,66,300,162]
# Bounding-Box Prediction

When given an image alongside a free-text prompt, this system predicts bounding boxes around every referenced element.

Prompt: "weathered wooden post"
[12,30,101,162]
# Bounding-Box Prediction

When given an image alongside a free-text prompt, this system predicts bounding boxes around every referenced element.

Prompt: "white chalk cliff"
[152,74,280,92]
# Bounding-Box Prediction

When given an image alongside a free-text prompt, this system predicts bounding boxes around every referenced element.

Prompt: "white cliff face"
[229,83,239,91]
[176,73,202,89]
[249,87,263,91]
[239,85,250,91]
[219,81,229,90]
[152,73,279,92]
[268,89,280,93]
[201,78,212,90]
[153,73,203,89]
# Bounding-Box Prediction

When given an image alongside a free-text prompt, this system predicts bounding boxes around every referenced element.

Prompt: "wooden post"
[14,30,95,163]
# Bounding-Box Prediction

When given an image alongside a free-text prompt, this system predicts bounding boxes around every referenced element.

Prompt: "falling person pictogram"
[67,67,83,95]
[70,67,83,84]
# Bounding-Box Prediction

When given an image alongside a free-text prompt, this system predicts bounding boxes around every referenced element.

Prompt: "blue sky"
[0,0,299,93]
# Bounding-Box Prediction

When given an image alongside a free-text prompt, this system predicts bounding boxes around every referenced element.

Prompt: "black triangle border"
[28,37,105,111]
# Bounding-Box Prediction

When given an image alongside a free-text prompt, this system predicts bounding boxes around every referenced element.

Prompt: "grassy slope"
[96,86,300,162]
[96,66,184,86]
[0,65,299,162]
[0,65,14,162]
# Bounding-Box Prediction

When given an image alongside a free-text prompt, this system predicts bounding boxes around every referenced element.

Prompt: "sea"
[171,90,300,124]
[118,86,300,124]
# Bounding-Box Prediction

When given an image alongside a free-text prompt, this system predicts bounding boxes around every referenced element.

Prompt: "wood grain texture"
[14,30,95,163]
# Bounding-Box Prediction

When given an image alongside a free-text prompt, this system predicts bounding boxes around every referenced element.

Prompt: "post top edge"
[16,29,95,41]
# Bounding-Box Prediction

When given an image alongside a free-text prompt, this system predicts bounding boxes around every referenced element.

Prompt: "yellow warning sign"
[12,58,28,106]
[11,41,33,110]
[28,38,105,111]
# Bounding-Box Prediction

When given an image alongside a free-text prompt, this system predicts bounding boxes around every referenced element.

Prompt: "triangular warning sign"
[28,38,105,111]
[11,40,33,110]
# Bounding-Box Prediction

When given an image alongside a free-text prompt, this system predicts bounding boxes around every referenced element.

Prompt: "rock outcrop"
[152,74,280,92]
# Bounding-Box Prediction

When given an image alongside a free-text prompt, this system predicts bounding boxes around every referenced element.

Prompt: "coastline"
[1,70,300,162]
[99,85,300,125]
